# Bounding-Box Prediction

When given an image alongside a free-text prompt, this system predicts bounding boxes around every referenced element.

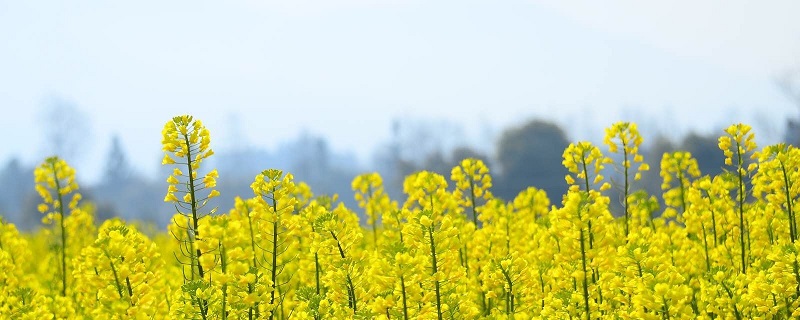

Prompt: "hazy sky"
[1,0,798,183]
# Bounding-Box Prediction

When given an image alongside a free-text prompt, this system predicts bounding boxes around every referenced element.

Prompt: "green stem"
[428,226,443,320]
[312,224,321,295]
[709,194,719,246]
[269,193,279,320]
[701,222,711,272]
[720,282,742,320]
[245,201,258,266]
[677,168,687,215]
[469,177,478,226]
[578,199,591,320]
[314,251,321,295]
[623,143,630,236]
[780,162,797,242]
[105,253,124,299]
[539,271,546,309]
[182,134,209,320]
[346,273,357,312]
[193,295,208,320]
[166,291,171,312]
[51,161,68,297]
[330,230,357,312]
[500,266,514,315]
[221,245,228,320]
[580,156,595,250]
[735,142,747,274]
[368,186,378,247]
[456,234,469,278]
[793,260,800,299]
[400,274,409,320]
[248,283,255,320]
[125,276,134,305]
[244,201,260,318]
[183,134,205,280]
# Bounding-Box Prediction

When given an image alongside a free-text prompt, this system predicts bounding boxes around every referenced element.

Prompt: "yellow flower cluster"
[162,115,219,204]
[604,122,650,235]
[34,157,79,215]
[0,218,52,319]
[32,157,95,300]
[3,117,800,319]
[718,123,757,169]
[604,121,647,172]
[660,151,701,218]
[451,158,493,226]
[562,141,612,192]
[73,220,166,318]
[352,172,396,245]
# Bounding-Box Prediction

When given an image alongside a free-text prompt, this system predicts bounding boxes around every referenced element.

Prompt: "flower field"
[1,115,799,319]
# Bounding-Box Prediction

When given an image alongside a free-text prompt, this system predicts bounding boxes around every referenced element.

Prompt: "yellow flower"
[450,158,493,225]
[32,156,96,300]
[161,154,175,165]
[660,151,701,216]
[352,172,397,245]
[562,141,611,192]
[719,123,757,171]
[161,115,219,207]
[166,175,180,185]
[419,215,433,228]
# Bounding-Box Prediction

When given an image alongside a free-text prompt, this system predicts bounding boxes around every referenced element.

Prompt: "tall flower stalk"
[561,141,613,319]
[34,156,83,297]
[162,115,220,319]
[250,169,298,319]
[718,123,757,274]
[604,122,649,236]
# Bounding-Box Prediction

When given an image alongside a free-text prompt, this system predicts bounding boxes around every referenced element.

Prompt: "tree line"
[1,115,765,230]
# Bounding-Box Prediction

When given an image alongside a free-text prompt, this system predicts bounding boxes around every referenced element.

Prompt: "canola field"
[1,115,799,319]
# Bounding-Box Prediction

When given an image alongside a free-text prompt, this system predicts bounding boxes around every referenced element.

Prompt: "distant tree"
[373,117,466,201]
[86,134,169,224]
[0,157,36,228]
[640,134,676,197]
[282,132,361,209]
[19,192,45,230]
[777,69,800,146]
[784,118,800,147]
[421,150,449,176]
[419,146,491,177]
[372,120,406,201]
[494,119,569,202]
[450,146,490,165]
[40,96,92,164]
[290,132,331,190]
[636,132,725,215]
[0,158,26,213]
[102,135,133,186]
[79,189,120,223]
[681,132,725,178]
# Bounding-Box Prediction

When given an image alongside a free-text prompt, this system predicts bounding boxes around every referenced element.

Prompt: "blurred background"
[1,0,799,229]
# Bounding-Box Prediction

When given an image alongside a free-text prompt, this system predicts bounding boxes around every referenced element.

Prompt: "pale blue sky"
[1,0,798,183]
